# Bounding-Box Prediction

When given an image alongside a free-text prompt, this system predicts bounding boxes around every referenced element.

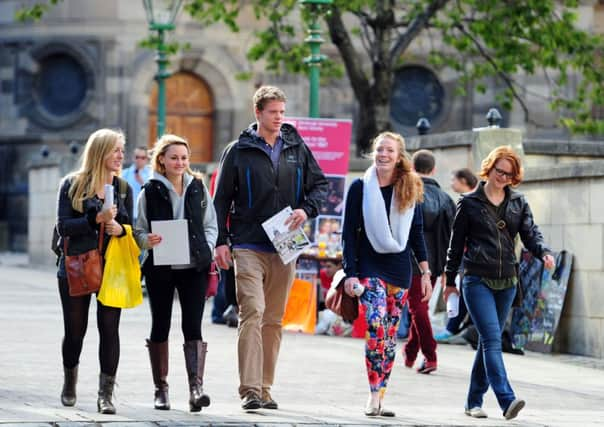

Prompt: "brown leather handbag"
[325,269,359,323]
[63,223,105,297]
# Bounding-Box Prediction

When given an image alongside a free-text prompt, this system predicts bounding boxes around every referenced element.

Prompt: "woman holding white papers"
[341,131,430,417]
[135,134,218,412]
[55,128,133,414]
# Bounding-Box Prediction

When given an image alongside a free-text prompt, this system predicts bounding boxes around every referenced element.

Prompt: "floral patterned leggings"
[360,277,405,393]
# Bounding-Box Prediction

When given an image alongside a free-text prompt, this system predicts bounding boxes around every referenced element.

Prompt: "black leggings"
[146,267,207,342]
[58,277,121,375]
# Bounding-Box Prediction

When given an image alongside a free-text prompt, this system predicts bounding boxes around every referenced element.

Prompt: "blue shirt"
[342,179,428,288]
[122,164,152,220]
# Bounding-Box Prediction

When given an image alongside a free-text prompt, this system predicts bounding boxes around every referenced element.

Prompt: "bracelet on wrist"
[421,269,432,276]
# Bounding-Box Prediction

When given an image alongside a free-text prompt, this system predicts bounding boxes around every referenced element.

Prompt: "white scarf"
[361,165,415,253]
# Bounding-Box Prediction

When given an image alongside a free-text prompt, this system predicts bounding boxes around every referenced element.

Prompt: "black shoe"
[241,392,262,410]
[261,390,278,409]
[222,305,239,328]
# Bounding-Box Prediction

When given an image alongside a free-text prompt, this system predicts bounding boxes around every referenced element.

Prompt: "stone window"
[390,65,445,129]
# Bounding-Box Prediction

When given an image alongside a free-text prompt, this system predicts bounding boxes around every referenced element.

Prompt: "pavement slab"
[0,260,603,426]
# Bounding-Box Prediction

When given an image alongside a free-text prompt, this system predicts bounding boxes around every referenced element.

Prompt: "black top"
[444,182,551,287]
[213,122,328,247]
[342,179,428,288]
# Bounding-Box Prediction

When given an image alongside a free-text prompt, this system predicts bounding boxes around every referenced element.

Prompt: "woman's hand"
[105,219,123,236]
[147,233,162,247]
[420,274,433,302]
[442,282,460,303]
[543,254,555,270]
[96,205,117,224]
[344,277,360,297]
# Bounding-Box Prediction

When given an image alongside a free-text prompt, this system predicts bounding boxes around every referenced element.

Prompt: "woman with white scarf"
[342,131,432,417]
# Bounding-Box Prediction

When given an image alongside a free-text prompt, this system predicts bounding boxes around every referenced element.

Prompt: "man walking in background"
[404,149,456,374]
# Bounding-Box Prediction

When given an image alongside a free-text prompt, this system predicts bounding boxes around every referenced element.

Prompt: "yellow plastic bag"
[97,225,143,309]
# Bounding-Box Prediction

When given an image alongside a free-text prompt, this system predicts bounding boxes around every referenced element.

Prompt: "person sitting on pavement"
[443,146,555,420]
[434,167,478,343]
[342,131,431,417]
[55,128,133,414]
[134,134,217,412]
[403,149,455,374]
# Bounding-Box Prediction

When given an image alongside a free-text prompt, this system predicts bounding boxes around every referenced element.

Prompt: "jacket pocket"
[246,167,253,209]
[296,167,302,205]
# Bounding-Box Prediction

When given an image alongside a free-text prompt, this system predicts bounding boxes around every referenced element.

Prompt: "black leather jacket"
[56,175,133,278]
[214,123,328,247]
[444,182,551,286]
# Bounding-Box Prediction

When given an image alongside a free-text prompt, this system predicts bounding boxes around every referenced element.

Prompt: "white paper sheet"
[151,219,190,266]
[262,206,311,265]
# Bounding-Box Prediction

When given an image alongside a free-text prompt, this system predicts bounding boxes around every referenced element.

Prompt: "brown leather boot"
[146,339,170,410]
[61,366,77,406]
[97,373,116,414]
[183,340,210,412]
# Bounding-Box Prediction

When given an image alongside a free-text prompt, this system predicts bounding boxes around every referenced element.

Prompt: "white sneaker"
[504,399,525,420]
[465,407,488,418]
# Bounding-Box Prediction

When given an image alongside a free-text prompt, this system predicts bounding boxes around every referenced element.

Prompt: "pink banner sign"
[286,117,352,175]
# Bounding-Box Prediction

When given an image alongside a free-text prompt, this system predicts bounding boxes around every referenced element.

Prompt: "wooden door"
[149,72,214,163]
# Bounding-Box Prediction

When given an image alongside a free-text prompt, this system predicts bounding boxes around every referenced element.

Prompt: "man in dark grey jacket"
[213,86,327,410]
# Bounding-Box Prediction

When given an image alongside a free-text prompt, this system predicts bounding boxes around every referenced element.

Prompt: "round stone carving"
[34,53,87,117]
[390,65,445,128]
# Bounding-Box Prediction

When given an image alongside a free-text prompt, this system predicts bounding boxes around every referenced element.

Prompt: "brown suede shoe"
[261,390,278,409]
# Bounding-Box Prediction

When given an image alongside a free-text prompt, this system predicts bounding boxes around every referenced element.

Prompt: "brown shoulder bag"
[64,223,105,297]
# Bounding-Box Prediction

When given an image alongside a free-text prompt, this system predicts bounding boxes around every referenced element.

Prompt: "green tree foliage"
[17,0,604,153]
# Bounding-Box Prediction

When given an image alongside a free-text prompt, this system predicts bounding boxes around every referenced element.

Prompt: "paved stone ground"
[1,255,603,426]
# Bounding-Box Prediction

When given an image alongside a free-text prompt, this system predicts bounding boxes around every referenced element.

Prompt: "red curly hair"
[479,146,524,187]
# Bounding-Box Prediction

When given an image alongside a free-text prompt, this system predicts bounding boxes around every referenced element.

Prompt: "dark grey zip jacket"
[444,182,551,287]
[213,123,328,247]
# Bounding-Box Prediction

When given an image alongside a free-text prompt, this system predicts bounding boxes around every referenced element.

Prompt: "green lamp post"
[300,0,332,118]
[142,0,184,138]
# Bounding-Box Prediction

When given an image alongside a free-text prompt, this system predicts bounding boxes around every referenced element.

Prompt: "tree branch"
[325,7,371,101]
[455,23,534,124]
[389,0,451,63]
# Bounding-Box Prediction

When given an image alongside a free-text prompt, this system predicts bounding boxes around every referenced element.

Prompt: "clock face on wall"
[390,65,445,131]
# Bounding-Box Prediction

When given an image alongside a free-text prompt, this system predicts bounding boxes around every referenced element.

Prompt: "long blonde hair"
[150,134,202,180]
[68,128,125,212]
[372,131,424,211]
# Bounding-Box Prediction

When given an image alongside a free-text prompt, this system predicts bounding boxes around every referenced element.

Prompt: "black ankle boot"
[61,366,78,406]
[97,373,116,414]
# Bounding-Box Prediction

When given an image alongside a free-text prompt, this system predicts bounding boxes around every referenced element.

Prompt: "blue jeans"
[463,276,516,411]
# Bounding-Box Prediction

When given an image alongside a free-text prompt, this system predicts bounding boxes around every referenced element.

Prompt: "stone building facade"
[1,0,603,251]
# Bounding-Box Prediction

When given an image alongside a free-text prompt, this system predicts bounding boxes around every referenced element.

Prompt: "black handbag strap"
[484,201,515,247]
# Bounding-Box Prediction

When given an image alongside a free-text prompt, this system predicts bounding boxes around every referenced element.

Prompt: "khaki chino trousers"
[233,248,296,398]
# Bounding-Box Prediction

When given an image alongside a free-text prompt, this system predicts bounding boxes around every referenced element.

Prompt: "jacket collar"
[465,181,522,202]
[421,176,440,189]
[237,122,302,150]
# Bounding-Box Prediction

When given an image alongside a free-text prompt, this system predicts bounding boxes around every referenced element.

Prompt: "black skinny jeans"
[58,277,121,375]
[146,267,208,343]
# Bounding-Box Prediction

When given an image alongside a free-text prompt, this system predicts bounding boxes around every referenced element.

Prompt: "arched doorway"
[148,72,214,163]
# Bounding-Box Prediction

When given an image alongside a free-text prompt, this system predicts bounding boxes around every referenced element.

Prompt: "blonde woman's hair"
[68,128,125,212]
[371,131,424,211]
[150,134,202,180]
